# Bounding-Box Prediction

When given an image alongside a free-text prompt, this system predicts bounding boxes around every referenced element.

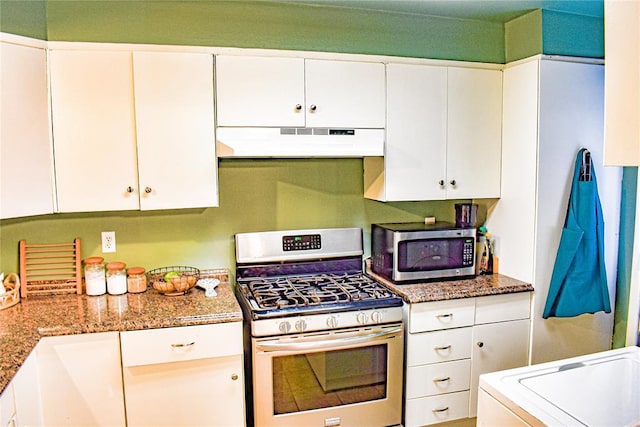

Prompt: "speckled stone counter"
[0,269,241,396]
[366,267,533,304]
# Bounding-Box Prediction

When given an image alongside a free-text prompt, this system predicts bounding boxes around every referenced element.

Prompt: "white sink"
[479,346,640,426]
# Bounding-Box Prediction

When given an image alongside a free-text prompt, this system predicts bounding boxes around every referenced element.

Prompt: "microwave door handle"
[255,327,402,353]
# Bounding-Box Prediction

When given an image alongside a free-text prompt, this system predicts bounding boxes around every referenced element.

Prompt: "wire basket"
[1,273,21,310]
[146,266,200,296]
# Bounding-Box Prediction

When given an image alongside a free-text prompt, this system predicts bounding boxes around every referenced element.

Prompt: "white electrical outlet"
[101,231,116,253]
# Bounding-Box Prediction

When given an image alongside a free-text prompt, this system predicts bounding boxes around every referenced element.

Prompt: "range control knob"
[371,311,383,323]
[295,319,308,332]
[278,321,292,334]
[326,315,339,328]
[356,312,369,325]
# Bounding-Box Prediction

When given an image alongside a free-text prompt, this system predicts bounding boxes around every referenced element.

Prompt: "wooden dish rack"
[19,238,82,297]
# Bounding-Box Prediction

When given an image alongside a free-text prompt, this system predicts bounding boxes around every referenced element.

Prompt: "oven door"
[252,324,403,427]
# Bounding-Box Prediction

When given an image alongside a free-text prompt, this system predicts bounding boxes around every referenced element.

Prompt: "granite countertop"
[366,267,534,304]
[0,269,241,396]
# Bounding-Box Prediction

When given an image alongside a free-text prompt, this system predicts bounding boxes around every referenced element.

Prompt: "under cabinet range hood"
[215,127,384,158]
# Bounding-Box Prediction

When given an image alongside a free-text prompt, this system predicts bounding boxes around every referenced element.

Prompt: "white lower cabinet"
[120,322,246,427]
[0,381,15,427]
[11,350,42,426]
[35,331,126,426]
[404,292,531,426]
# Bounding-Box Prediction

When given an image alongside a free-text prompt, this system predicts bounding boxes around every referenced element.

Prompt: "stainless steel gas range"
[234,227,404,427]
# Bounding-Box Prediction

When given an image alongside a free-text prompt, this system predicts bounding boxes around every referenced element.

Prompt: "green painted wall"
[0,159,468,274]
[46,0,505,62]
[0,0,47,39]
[505,9,604,62]
[0,0,608,278]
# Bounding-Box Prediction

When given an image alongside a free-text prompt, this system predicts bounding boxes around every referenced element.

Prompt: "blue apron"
[543,149,611,318]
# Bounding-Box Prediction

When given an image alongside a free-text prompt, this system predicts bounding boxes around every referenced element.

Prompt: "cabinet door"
[447,67,502,199]
[374,63,447,201]
[305,59,385,128]
[469,319,530,417]
[50,50,139,212]
[133,51,218,210]
[35,332,126,426]
[1,42,54,218]
[215,55,305,127]
[121,323,245,427]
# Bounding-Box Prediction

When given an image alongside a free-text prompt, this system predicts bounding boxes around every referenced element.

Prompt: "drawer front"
[407,327,472,366]
[406,359,471,398]
[409,299,475,333]
[405,390,470,426]
[475,292,531,324]
[121,322,242,367]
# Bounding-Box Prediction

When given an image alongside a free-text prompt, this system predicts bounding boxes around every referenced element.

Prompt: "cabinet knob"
[438,180,445,187]
[449,180,456,186]
[231,373,239,381]
[126,186,134,193]
[477,341,484,348]
[309,104,317,112]
[295,104,302,111]
[144,187,152,194]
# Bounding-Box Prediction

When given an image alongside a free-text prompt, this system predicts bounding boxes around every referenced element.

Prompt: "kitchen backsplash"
[0,159,478,274]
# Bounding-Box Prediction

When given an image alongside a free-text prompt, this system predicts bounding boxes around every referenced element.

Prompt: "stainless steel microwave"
[371,222,476,282]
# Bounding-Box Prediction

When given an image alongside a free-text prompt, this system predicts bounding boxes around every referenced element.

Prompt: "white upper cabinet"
[1,40,55,218]
[365,64,502,201]
[50,49,218,213]
[603,0,640,165]
[365,63,447,201]
[447,67,502,199]
[50,50,139,212]
[215,55,385,128]
[304,59,385,128]
[133,51,218,210]
[215,55,305,127]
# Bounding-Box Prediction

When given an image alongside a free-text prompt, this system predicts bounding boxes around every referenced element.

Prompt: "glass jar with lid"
[84,257,106,296]
[127,267,147,293]
[106,262,127,295]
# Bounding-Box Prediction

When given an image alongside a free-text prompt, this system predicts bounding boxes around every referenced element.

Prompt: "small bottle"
[106,262,127,295]
[486,232,494,274]
[84,257,106,296]
[127,267,147,293]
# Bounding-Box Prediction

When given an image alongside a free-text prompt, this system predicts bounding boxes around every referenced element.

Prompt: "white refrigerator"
[485,56,622,364]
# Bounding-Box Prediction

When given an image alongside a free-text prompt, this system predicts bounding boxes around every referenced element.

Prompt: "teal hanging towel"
[543,148,611,318]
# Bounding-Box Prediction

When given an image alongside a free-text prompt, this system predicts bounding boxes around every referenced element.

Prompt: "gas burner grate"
[245,273,396,310]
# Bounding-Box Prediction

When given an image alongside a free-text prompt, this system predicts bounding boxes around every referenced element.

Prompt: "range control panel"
[282,233,322,251]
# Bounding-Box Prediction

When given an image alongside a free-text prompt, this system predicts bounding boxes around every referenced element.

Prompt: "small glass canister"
[84,257,106,296]
[106,262,127,295]
[127,267,147,293]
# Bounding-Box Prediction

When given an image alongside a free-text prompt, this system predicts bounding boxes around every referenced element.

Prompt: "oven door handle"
[255,327,402,352]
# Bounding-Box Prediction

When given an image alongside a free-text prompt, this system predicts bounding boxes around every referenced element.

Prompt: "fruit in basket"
[164,271,180,282]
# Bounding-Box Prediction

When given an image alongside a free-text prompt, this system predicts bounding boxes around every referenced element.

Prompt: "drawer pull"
[432,407,449,413]
[170,341,195,348]
[434,345,452,351]
[231,373,239,381]
[436,313,453,318]
[433,376,451,383]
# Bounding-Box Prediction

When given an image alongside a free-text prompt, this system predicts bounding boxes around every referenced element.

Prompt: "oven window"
[398,238,465,271]
[272,344,387,415]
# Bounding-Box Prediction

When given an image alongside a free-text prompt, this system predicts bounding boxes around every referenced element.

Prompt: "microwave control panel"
[463,238,475,266]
